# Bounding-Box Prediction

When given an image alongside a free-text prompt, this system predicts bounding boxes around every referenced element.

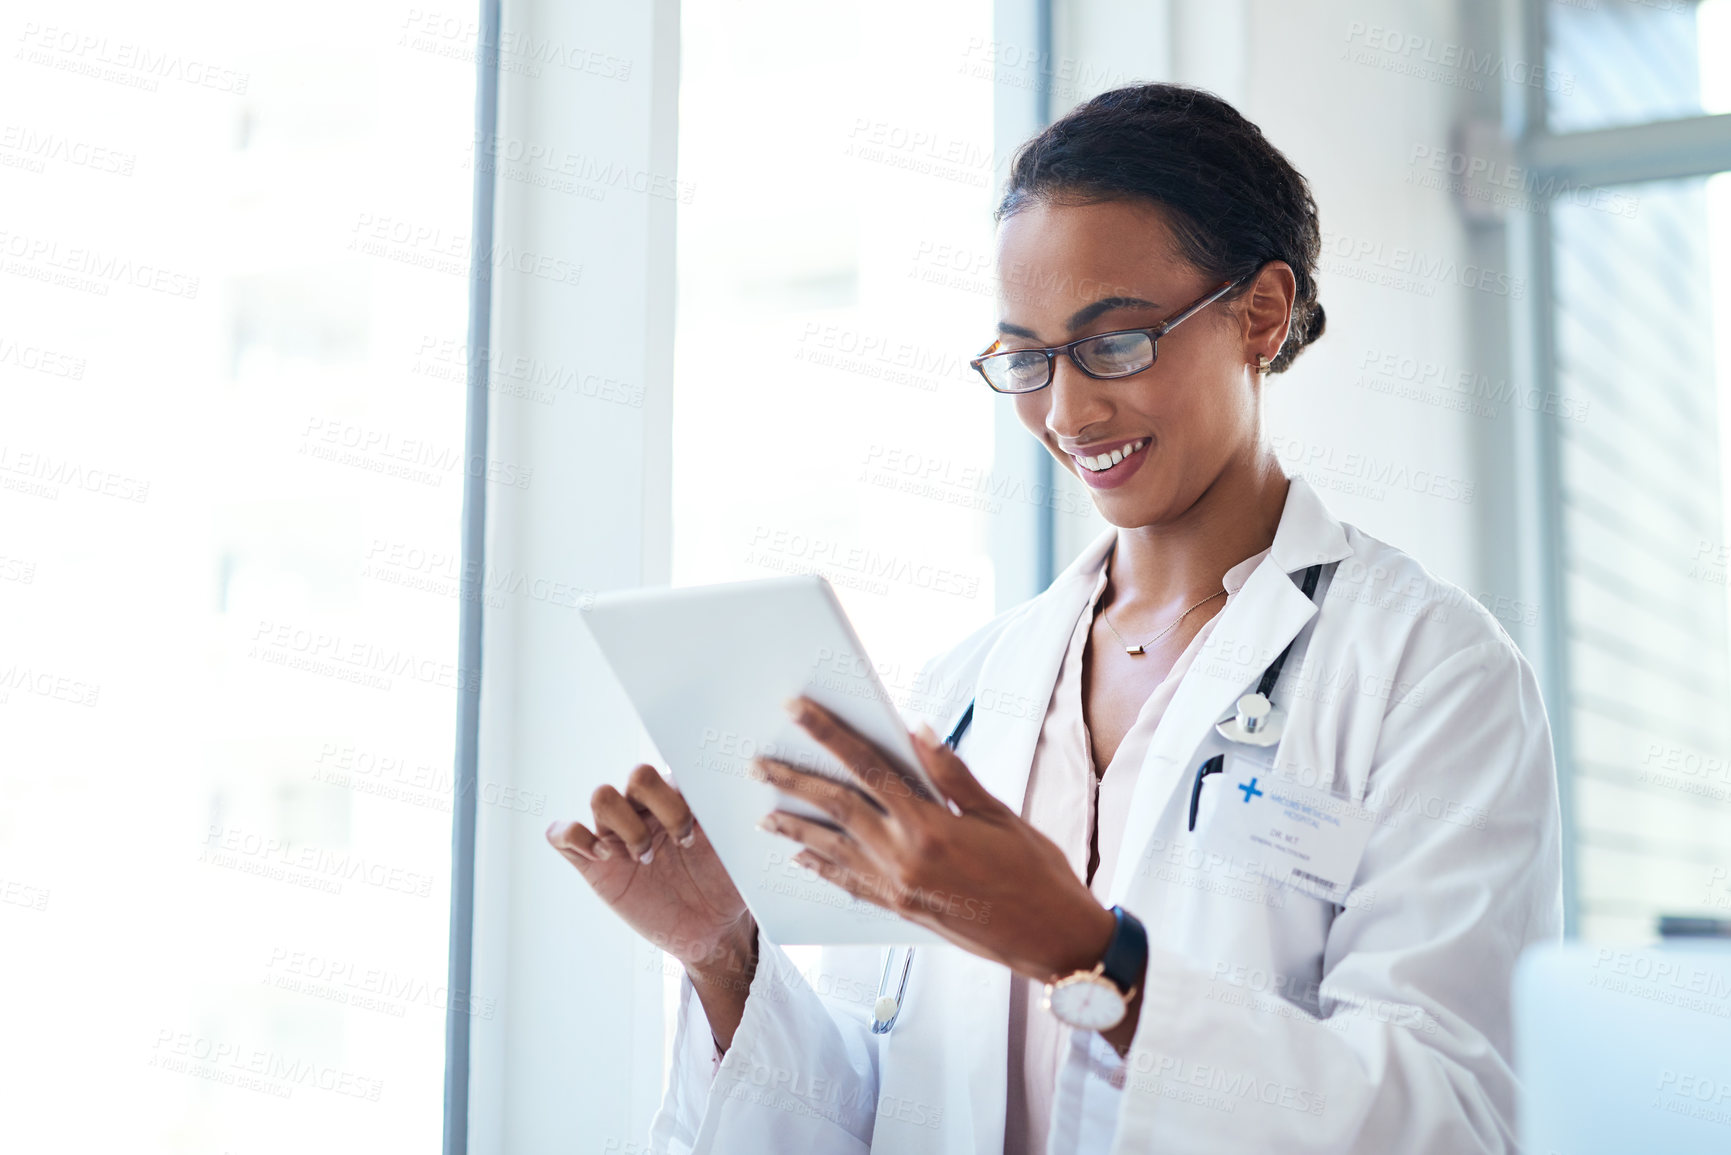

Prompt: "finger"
[911,720,1004,815]
[792,849,857,894]
[791,849,902,911]
[785,696,927,811]
[751,756,887,841]
[760,810,868,868]
[625,763,697,848]
[545,819,611,863]
[591,784,656,864]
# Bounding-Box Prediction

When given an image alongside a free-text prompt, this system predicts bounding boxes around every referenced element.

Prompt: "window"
[1544,0,1731,133]
[0,4,471,1147]
[1550,173,1731,939]
[1516,0,1731,938]
[673,0,1003,721]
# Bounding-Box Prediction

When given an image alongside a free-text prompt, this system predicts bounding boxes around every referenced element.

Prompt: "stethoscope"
[869,563,1325,1035]
[1187,562,1322,831]
[870,700,971,1035]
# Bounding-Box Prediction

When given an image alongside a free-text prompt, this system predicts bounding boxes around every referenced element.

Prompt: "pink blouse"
[1002,542,1270,1155]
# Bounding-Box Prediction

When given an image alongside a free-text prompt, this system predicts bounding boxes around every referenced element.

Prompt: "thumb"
[912,721,1001,815]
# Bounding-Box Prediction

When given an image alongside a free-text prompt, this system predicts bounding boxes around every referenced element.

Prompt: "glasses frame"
[969,273,1251,395]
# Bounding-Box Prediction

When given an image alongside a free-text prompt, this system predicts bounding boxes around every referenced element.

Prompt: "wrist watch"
[1042,905,1149,1031]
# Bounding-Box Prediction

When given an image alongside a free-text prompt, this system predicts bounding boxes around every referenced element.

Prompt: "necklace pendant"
[1124,644,1144,656]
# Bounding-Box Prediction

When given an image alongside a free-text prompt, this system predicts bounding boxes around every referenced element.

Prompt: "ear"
[911,722,1003,815]
[1243,261,1297,366]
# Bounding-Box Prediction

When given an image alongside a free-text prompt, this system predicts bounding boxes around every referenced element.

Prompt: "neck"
[1107,453,1290,614]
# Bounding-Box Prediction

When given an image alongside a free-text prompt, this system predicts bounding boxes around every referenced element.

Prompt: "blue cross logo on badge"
[1239,777,1264,803]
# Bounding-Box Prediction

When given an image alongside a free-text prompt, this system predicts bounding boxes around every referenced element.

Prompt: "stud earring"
[1256,354,1272,374]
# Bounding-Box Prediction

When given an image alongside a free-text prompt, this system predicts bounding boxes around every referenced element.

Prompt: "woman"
[547,83,1562,1154]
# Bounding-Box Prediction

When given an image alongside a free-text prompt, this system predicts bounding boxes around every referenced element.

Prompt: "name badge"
[1207,748,1378,905]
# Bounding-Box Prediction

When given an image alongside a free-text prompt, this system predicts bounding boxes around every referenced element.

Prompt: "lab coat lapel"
[1105,474,1353,904]
[905,531,1114,1155]
[962,528,1115,816]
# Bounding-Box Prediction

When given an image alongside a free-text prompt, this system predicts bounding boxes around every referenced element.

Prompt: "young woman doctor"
[547,84,1563,1154]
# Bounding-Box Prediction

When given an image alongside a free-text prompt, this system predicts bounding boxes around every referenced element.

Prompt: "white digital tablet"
[581,574,943,946]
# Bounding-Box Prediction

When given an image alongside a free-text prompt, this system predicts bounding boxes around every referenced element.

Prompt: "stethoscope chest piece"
[871,946,916,1034]
[1214,691,1285,747]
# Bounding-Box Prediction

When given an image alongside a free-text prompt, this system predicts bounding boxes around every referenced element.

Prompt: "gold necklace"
[1097,586,1227,656]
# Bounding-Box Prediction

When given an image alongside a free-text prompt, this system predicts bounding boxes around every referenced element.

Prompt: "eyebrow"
[996,296,1162,340]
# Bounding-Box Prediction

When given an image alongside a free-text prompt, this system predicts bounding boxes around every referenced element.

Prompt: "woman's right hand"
[545,764,758,1012]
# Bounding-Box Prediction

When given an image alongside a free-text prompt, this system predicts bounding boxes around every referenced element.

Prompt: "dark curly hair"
[996,83,1325,373]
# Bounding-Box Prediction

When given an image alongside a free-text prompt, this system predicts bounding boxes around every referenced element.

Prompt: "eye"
[983,349,1050,391]
[1074,331,1154,375]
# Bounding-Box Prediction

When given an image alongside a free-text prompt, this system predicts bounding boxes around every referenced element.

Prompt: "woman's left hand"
[752,695,1116,985]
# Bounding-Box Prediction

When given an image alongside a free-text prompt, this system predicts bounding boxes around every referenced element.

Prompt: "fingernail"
[756,815,779,834]
[638,847,655,865]
[748,758,768,782]
[913,721,939,750]
[783,696,805,717]
[677,828,696,848]
[591,841,613,860]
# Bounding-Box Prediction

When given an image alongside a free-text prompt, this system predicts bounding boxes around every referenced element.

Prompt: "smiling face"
[994,197,1287,529]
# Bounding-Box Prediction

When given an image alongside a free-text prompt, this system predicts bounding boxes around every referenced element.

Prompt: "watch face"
[1046,975,1126,1031]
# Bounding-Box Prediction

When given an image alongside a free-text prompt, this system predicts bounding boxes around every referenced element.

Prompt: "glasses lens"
[1073,331,1155,377]
[981,349,1051,393]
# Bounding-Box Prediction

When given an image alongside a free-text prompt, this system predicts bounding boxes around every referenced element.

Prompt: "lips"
[1065,436,1151,491]
[1071,438,1148,473]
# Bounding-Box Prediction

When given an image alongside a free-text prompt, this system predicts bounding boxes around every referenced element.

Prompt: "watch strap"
[1099,905,1148,999]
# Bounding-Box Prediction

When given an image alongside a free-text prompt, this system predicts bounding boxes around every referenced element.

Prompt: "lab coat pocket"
[1156,742,1338,995]
[1186,741,1279,851]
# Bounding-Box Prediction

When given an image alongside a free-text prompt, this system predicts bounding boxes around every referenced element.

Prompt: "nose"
[1043,353,1113,444]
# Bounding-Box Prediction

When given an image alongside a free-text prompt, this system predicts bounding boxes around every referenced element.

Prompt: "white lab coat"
[648,472,1563,1154]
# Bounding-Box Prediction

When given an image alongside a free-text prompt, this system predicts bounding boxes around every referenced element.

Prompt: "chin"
[1090,497,1157,529]
[1079,483,1152,528]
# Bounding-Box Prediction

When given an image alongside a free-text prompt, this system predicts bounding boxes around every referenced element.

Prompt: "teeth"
[1076,438,1146,472]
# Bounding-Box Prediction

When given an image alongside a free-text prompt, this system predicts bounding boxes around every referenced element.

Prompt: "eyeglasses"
[969,275,1248,395]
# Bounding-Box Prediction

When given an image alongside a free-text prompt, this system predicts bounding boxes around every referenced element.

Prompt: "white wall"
[1249,0,1490,596]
